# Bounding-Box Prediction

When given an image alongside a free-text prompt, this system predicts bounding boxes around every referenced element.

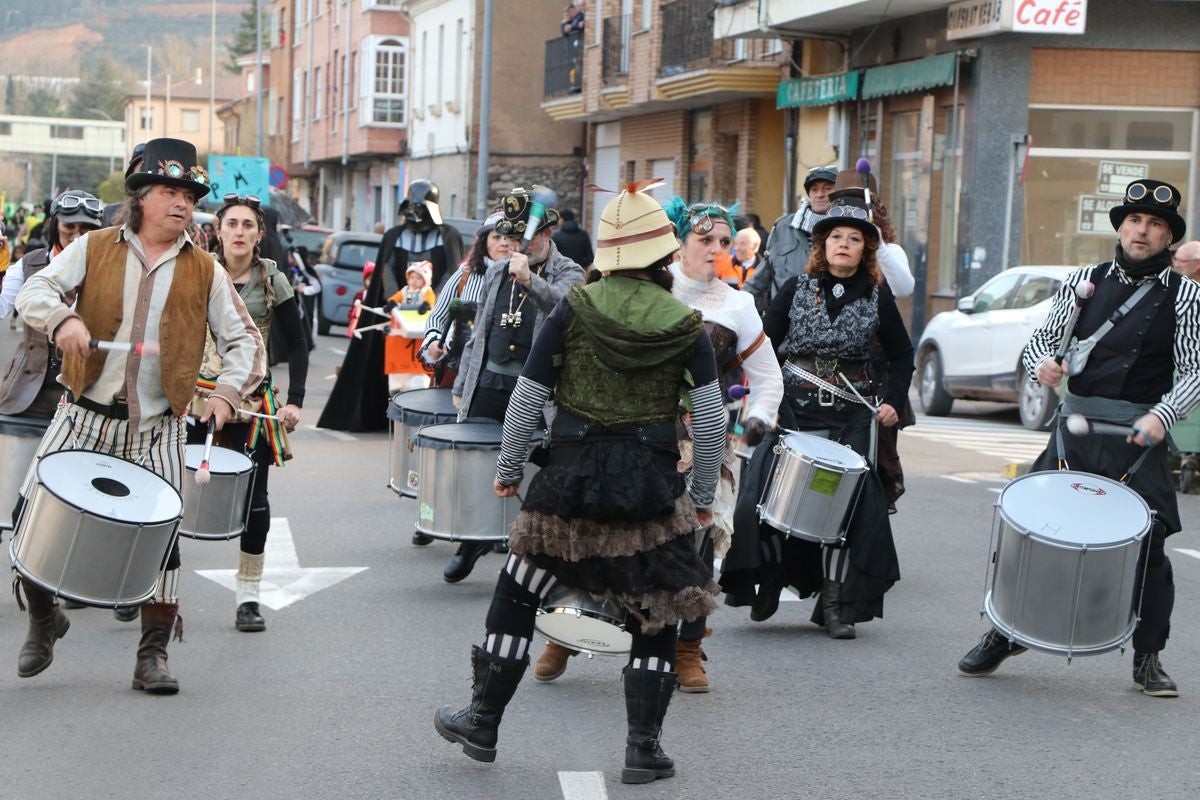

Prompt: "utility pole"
[210,0,216,154]
[145,46,153,142]
[256,0,264,158]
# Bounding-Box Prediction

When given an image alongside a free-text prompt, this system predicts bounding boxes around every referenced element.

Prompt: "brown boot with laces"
[533,641,577,682]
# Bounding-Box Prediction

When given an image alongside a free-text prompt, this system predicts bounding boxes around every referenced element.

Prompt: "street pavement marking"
[559,771,608,800]
[942,475,978,484]
[195,518,367,610]
[305,425,358,441]
[1174,548,1200,561]
[904,414,1050,462]
[331,348,346,356]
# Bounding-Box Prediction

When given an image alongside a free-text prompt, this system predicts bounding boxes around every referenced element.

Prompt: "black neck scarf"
[1114,243,1172,280]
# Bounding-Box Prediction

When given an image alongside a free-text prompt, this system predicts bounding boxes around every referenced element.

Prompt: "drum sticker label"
[809,468,842,496]
[419,502,435,523]
[407,470,419,490]
[1070,482,1107,497]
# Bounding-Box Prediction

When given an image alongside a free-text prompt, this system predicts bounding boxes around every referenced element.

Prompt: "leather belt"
[73,395,130,420]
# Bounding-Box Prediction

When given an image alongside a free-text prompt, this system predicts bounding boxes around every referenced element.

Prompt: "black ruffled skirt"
[508,433,719,634]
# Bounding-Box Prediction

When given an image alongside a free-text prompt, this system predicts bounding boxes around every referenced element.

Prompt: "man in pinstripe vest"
[958,178,1200,698]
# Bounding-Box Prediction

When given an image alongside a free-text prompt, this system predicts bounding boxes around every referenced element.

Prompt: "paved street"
[2,322,1199,799]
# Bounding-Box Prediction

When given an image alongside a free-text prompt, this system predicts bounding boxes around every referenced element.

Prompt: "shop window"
[1022,106,1195,266]
[888,111,921,251]
[937,105,964,295]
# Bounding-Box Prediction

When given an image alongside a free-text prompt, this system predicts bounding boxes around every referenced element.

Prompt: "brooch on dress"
[832,283,845,299]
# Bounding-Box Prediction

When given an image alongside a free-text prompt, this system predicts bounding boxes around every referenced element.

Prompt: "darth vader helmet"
[399,179,443,231]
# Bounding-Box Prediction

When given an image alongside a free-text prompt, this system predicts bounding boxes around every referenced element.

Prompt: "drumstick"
[1053,281,1095,365]
[195,418,215,486]
[1065,413,1136,438]
[352,299,392,319]
[90,339,160,357]
[838,372,880,413]
[237,408,285,422]
[351,320,392,339]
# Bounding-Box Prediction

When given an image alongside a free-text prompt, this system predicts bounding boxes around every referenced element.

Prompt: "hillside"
[0,0,249,80]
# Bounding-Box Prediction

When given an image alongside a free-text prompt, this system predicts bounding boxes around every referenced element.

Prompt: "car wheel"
[918,350,953,416]
[1017,367,1057,430]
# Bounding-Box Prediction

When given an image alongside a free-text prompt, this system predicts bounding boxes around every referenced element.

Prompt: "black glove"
[742,418,767,447]
[383,300,399,312]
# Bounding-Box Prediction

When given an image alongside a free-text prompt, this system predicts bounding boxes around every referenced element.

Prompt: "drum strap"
[782,361,871,406]
[721,331,767,373]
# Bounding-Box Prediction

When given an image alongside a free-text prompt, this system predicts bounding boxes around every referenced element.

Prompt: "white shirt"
[878,242,915,297]
[1,257,28,317]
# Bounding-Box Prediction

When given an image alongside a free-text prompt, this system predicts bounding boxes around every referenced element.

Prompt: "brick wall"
[1030,49,1200,106]
[619,111,690,196]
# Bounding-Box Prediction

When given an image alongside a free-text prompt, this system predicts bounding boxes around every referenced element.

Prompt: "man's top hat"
[125,138,211,199]
[1109,178,1186,244]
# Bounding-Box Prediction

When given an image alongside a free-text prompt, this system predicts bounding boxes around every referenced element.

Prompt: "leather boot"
[434,645,528,762]
[16,578,69,678]
[675,632,710,693]
[621,667,677,784]
[821,579,856,640]
[443,541,490,583]
[132,602,181,694]
[533,641,577,682]
[750,568,784,622]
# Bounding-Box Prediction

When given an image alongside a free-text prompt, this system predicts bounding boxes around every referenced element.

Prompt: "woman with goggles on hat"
[186,192,309,633]
[435,182,724,784]
[723,189,913,641]
[0,191,105,420]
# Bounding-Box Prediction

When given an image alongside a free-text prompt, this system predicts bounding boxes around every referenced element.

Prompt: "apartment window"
[642,0,652,28]
[454,19,464,107]
[50,125,85,139]
[419,30,427,111]
[140,106,154,131]
[246,71,256,93]
[269,9,281,48]
[361,35,408,126]
[180,109,200,133]
[594,0,602,44]
[350,52,358,109]
[276,95,287,137]
[362,0,401,8]
[268,88,279,135]
[292,68,302,141]
[436,24,445,105]
[293,2,300,46]
[315,66,324,119]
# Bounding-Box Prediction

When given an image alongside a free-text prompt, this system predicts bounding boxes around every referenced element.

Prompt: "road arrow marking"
[1173,548,1200,561]
[195,517,367,610]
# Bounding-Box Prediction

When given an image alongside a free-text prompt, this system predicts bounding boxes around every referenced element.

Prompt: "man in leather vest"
[13,137,263,695]
[957,178,1200,698]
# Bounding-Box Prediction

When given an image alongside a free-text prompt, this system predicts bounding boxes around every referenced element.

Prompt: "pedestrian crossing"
[902,414,1051,463]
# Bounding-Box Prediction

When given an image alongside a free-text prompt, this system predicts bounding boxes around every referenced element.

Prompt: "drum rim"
[984,591,1138,657]
[35,450,183,525]
[183,443,255,475]
[779,429,868,470]
[998,469,1152,547]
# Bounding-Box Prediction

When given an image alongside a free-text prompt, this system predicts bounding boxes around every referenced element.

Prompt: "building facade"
[123,75,242,162]
[716,0,1200,338]
[542,0,788,237]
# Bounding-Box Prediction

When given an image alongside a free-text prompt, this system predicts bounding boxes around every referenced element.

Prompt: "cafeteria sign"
[777,72,860,109]
[1077,194,1121,236]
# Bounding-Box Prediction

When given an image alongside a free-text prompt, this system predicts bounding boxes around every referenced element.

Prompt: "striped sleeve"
[686,379,727,508]
[1022,265,1095,379]
[1155,277,1200,429]
[496,376,551,485]
[421,264,466,348]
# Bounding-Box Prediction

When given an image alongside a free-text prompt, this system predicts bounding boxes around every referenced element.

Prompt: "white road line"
[942,476,978,484]
[305,425,358,441]
[323,373,338,380]
[330,348,346,356]
[988,488,1003,494]
[1173,548,1200,561]
[559,771,608,800]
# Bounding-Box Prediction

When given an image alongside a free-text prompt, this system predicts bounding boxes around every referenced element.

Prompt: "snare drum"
[0,415,51,530]
[179,444,255,540]
[983,470,1152,658]
[10,450,182,607]
[758,431,868,544]
[387,388,458,497]
[536,586,631,656]
[412,422,536,542]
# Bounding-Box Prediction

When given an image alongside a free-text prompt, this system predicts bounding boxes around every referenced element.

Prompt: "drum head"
[388,388,457,425]
[781,432,867,470]
[414,422,503,451]
[184,444,254,474]
[999,470,1151,546]
[36,450,182,524]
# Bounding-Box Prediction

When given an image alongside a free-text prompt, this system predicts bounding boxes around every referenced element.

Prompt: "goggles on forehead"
[53,194,102,215]
[495,218,527,237]
[826,204,870,221]
[1125,182,1174,206]
[222,193,262,210]
[687,203,729,236]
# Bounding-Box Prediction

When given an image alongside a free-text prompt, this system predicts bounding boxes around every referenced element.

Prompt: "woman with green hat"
[434,182,726,784]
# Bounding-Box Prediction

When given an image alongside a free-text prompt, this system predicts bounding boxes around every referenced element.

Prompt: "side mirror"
[956,296,977,314]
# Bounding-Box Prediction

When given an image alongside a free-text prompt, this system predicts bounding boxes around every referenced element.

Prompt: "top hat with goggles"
[125,138,211,199]
[495,186,560,238]
[811,189,879,243]
[1110,178,1186,244]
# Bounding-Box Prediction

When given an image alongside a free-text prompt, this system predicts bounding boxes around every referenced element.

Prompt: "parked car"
[916,265,1075,430]
[281,224,334,265]
[312,231,383,335]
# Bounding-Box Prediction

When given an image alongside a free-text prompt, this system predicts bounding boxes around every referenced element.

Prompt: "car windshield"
[288,230,329,252]
[335,242,378,269]
[1012,275,1061,309]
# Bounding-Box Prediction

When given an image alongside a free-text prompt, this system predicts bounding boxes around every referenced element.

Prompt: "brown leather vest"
[60,228,213,415]
[0,248,54,415]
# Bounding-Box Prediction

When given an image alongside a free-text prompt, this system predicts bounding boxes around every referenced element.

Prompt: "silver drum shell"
[757,432,868,544]
[179,445,256,540]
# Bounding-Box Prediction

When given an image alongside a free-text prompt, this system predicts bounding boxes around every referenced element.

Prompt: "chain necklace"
[500,263,545,328]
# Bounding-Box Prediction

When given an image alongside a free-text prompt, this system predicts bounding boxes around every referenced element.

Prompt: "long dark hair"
[466,227,492,275]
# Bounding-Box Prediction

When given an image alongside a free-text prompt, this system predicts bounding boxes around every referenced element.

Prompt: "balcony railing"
[601,14,631,84]
[660,0,779,75]
[544,32,583,99]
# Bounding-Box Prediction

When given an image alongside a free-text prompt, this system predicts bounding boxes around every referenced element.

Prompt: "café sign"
[947,0,1087,40]
[777,71,860,109]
